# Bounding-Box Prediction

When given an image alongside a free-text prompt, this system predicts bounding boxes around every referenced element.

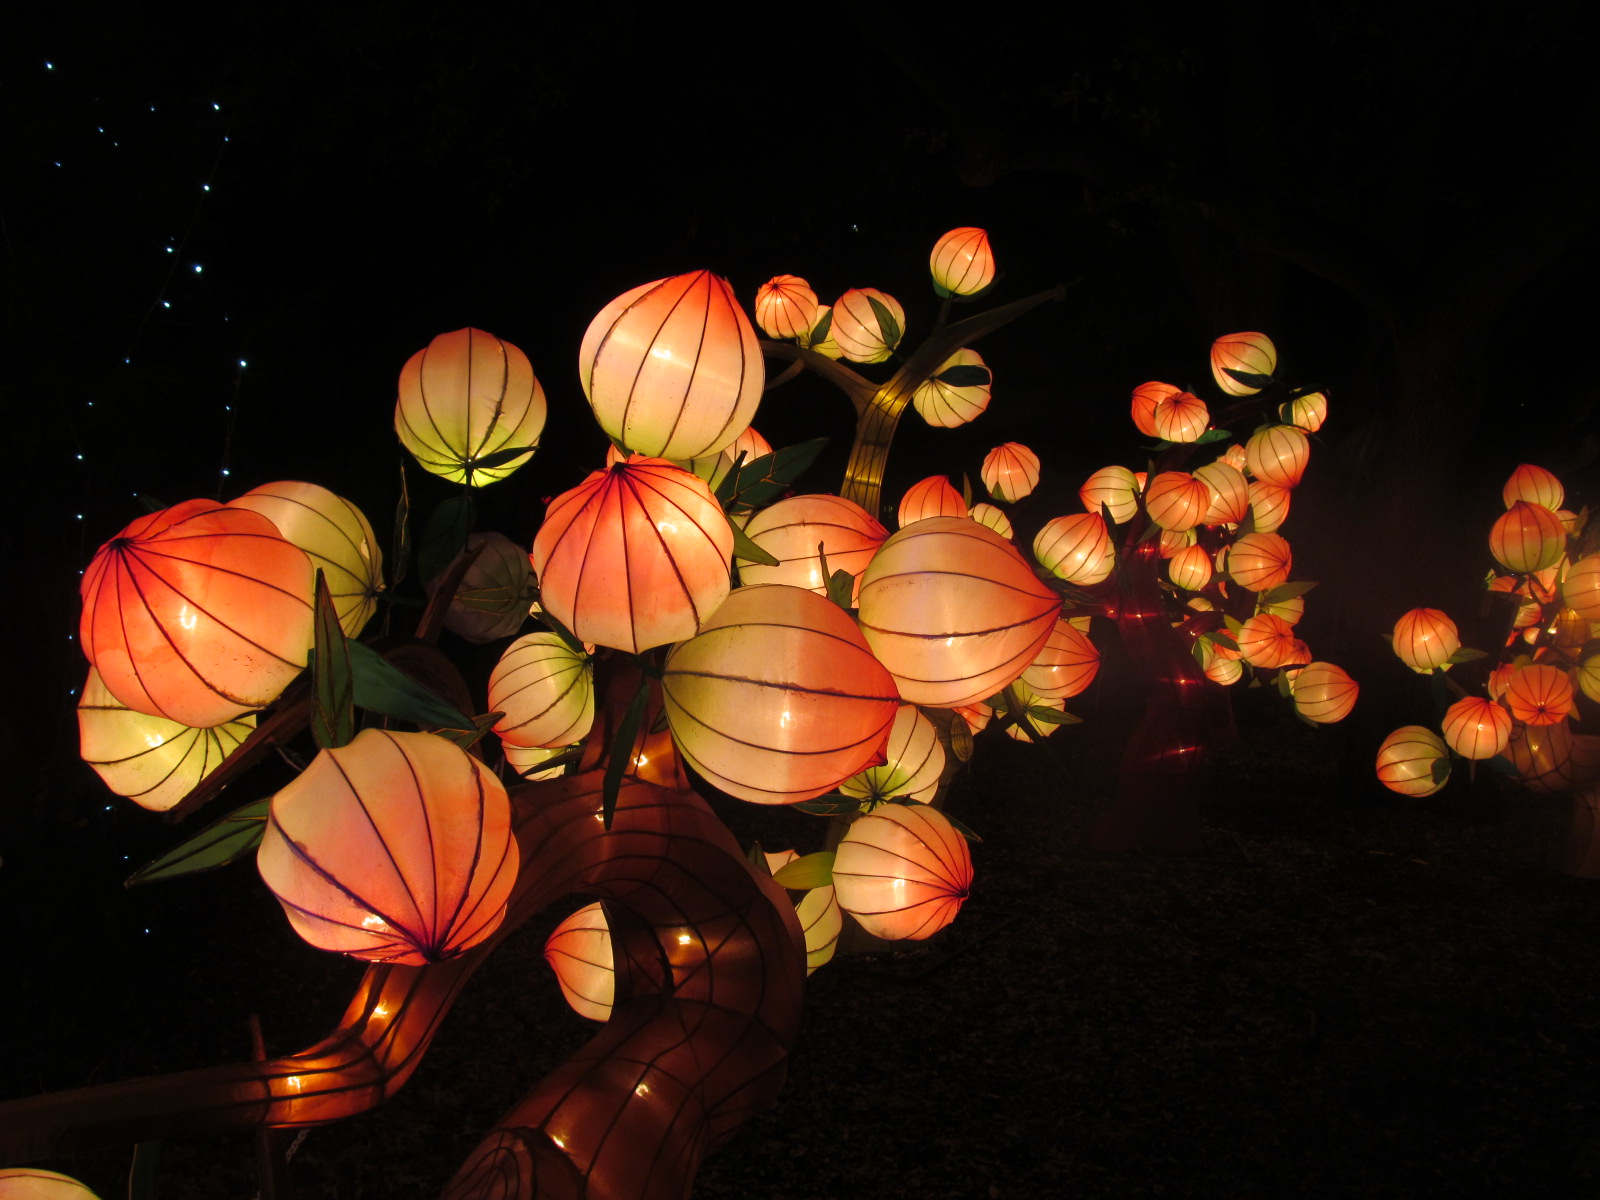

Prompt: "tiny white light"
[212,102,220,111]
[238,359,247,368]
[201,184,210,191]
[45,62,54,69]
[162,301,171,309]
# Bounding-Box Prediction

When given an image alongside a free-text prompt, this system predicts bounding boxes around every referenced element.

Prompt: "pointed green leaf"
[390,462,412,593]
[310,571,355,750]
[933,364,991,388]
[125,795,272,887]
[437,711,501,751]
[534,604,587,658]
[1446,646,1488,665]
[723,439,829,511]
[960,472,974,508]
[746,840,771,873]
[1210,630,1240,653]
[792,794,866,815]
[1223,614,1244,636]
[1263,580,1320,603]
[419,492,476,585]
[1430,756,1452,786]
[1027,705,1082,726]
[826,568,856,611]
[1224,367,1272,389]
[1193,428,1233,446]
[470,444,538,472]
[346,639,475,730]
[866,294,903,352]
[601,681,652,830]
[772,850,836,890]
[808,308,833,346]
[730,514,780,567]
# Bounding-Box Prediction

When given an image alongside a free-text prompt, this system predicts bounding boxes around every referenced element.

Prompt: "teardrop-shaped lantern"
[489,632,593,749]
[231,481,383,637]
[1227,531,1293,593]
[1244,425,1309,489]
[580,271,763,459]
[912,348,991,427]
[1280,390,1328,432]
[395,328,546,485]
[1564,553,1600,620]
[1130,381,1178,439]
[1376,725,1450,797]
[1194,461,1250,526]
[839,704,946,804]
[1080,465,1140,524]
[1489,501,1566,574]
[1021,618,1100,699]
[663,584,900,805]
[981,442,1041,503]
[1440,695,1512,759]
[830,288,905,363]
[753,274,819,340]
[544,901,615,1022]
[738,493,888,599]
[1143,472,1210,533]
[1168,543,1213,591]
[80,499,314,728]
[1392,608,1460,673]
[860,516,1061,707]
[1504,662,1576,726]
[1033,512,1114,585]
[833,803,972,940]
[1151,391,1211,444]
[1503,464,1564,512]
[1247,481,1292,534]
[899,475,969,527]
[78,667,255,811]
[532,457,732,654]
[1211,332,1277,396]
[1236,613,1304,669]
[929,226,995,297]
[435,531,535,644]
[258,729,518,964]
[1290,661,1359,724]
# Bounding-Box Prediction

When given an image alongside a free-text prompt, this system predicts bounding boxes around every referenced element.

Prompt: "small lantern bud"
[1391,608,1460,673]
[899,475,969,527]
[1211,332,1277,396]
[1143,471,1211,533]
[929,227,995,297]
[753,275,819,340]
[833,804,972,940]
[1168,543,1213,591]
[1376,726,1450,797]
[1489,501,1566,574]
[1503,464,1564,512]
[1280,391,1327,433]
[1226,532,1293,593]
[1131,381,1178,439]
[912,349,991,427]
[1291,662,1359,724]
[1194,461,1250,527]
[1440,696,1512,760]
[1150,391,1210,444]
[830,287,906,363]
[981,442,1040,503]
[396,328,546,485]
[1245,425,1309,489]
[1503,662,1576,726]
[1080,465,1141,525]
[1033,512,1115,585]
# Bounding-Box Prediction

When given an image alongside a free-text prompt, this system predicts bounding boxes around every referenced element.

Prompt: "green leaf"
[602,681,651,830]
[419,492,476,585]
[128,1141,162,1200]
[772,850,835,890]
[723,439,829,511]
[1446,646,1488,665]
[1027,705,1082,726]
[960,473,973,508]
[934,364,991,388]
[125,795,272,887]
[730,514,780,567]
[1263,580,1320,603]
[941,809,983,844]
[390,462,412,593]
[470,444,537,472]
[792,794,865,815]
[311,571,355,750]
[1224,367,1272,389]
[437,711,501,751]
[808,308,833,346]
[1193,428,1233,446]
[826,568,856,611]
[866,294,903,352]
[1276,669,1293,699]
[346,639,475,730]
[1430,756,1452,786]
[1210,630,1240,653]
[746,840,772,874]
[1223,614,1244,636]
[713,451,750,503]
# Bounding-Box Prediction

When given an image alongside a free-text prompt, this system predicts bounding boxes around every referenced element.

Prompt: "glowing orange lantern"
[1168,543,1213,591]
[753,274,819,340]
[532,457,732,653]
[580,271,763,460]
[1441,696,1512,760]
[1391,608,1459,673]
[1211,331,1277,396]
[80,499,313,728]
[1227,531,1292,593]
[1080,465,1140,524]
[738,493,887,599]
[1021,618,1100,699]
[1158,528,1196,559]
[662,584,899,805]
[1290,662,1359,724]
[489,632,593,749]
[1033,512,1114,585]
[1376,725,1450,797]
[830,287,906,363]
[1151,390,1211,444]
[544,901,615,1022]
[899,474,969,527]
[258,729,517,964]
[436,531,535,644]
[395,328,546,485]
[1143,471,1210,533]
[1194,461,1250,526]
[1205,655,1244,686]
[1247,481,1292,533]
[1236,613,1304,669]
[1504,662,1576,726]
[930,226,995,296]
[859,516,1060,707]
[911,348,991,427]
[1244,425,1309,489]
[1131,381,1178,438]
[1503,463,1563,511]
[833,803,972,940]
[0,1170,101,1199]
[981,442,1041,503]
[1505,720,1600,793]
[1490,500,1567,573]
[840,704,945,803]
[1280,390,1327,432]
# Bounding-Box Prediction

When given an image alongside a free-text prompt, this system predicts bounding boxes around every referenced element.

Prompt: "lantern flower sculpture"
[579,270,764,460]
[543,901,616,1022]
[737,493,887,599]
[829,287,905,364]
[980,442,1040,503]
[898,474,969,526]
[832,803,973,940]
[257,729,518,965]
[395,327,546,485]
[1210,331,1277,396]
[911,348,992,427]
[753,274,820,340]
[929,226,995,297]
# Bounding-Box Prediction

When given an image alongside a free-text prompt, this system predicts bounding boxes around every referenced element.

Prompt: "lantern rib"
[613,278,680,453]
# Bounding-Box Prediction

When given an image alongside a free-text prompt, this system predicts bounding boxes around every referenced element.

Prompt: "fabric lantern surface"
[78,667,255,812]
[1290,661,1359,724]
[1195,461,1250,527]
[1211,331,1277,396]
[1244,425,1309,489]
[929,226,995,296]
[1143,471,1210,533]
[1033,512,1115,585]
[1158,528,1196,560]
[1205,655,1244,686]
[898,475,969,527]
[230,481,383,637]
[434,531,535,644]
[532,457,732,654]
[395,328,546,485]
[833,803,972,940]
[1280,390,1328,432]
[503,742,571,780]
[1168,543,1213,592]
[1376,725,1450,797]
[1505,720,1600,793]
[0,1170,102,1199]
[911,347,992,427]
[1020,618,1100,699]
[839,704,946,804]
[981,442,1041,503]
[830,287,905,363]
[969,503,1013,539]
[1504,662,1576,726]
[1236,613,1304,669]
[579,271,763,460]
[80,499,314,728]
[258,729,518,964]
[1564,553,1600,620]
[753,274,819,340]
[1441,696,1513,760]
[1503,464,1564,512]
[1227,531,1293,593]
[1489,501,1566,574]
[489,632,593,749]
[1247,481,1292,533]
[764,849,841,975]
[544,901,615,1022]
[662,584,900,805]
[1392,608,1460,673]
[738,493,887,599]
[1080,465,1140,524]
[859,516,1060,707]
[1130,381,1178,439]
[1150,390,1211,444]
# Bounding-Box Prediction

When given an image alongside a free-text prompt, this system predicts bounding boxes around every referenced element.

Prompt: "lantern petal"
[544,901,616,1022]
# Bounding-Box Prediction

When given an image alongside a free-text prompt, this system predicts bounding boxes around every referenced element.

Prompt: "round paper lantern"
[899,474,969,527]
[833,803,972,940]
[1376,725,1450,797]
[489,632,593,749]
[970,503,1013,539]
[1143,472,1210,533]
[1227,531,1292,593]
[1236,612,1303,669]
[532,457,732,654]
[395,328,546,485]
[258,729,518,964]
[1194,461,1250,526]
[830,287,905,363]
[800,304,844,358]
[911,347,991,427]
[1247,481,1292,533]
[1033,512,1114,585]
[982,442,1040,503]
[1151,390,1211,444]
[1490,500,1566,573]
[80,499,314,728]
[1158,528,1196,560]
[1392,608,1460,673]
[580,271,763,460]
[1021,618,1100,699]
[1503,463,1563,512]
[738,493,888,599]
[1280,390,1328,433]
[860,516,1061,707]
[435,531,535,644]
[1211,331,1277,396]
[1130,381,1178,438]
[929,226,995,296]
[0,1170,101,1199]
[753,274,819,340]
[1505,720,1600,793]
[1441,696,1512,760]
[1080,465,1140,524]
[840,704,945,803]
[544,901,615,1022]
[1205,655,1244,686]
[1291,661,1359,724]
[663,584,899,805]
[1504,662,1576,726]
[78,667,255,812]
[1244,425,1309,489]
[231,481,383,637]
[763,849,842,975]
[1168,543,1213,591]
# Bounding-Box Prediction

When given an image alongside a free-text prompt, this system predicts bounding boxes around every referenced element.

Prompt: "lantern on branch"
[1376,725,1450,797]
[1168,543,1213,592]
[929,226,995,296]
[1392,608,1460,673]
[1247,481,1292,534]
[1151,391,1211,444]
[1227,531,1293,593]
[1236,613,1304,669]
[1244,425,1309,489]
[489,632,593,749]
[839,704,946,804]
[912,348,991,427]
[544,902,615,1022]
[1021,618,1101,699]
[1033,512,1114,585]
[434,531,535,644]
[753,274,819,340]
[257,729,518,964]
[1441,696,1512,760]
[395,328,546,485]
[1211,332,1277,396]
[1195,461,1250,527]
[833,803,972,940]
[1141,472,1209,533]
[1130,381,1178,439]
[580,271,763,459]
[1503,464,1564,512]
[532,457,732,654]
[1280,391,1328,433]
[899,475,969,527]
[231,481,382,637]
[1290,662,1359,724]
[1080,465,1140,524]
[830,287,905,363]
[1504,662,1576,726]
[981,442,1040,503]
[737,493,887,599]
[1489,501,1566,574]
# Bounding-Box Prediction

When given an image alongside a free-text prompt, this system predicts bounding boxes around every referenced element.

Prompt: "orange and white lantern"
[929,226,995,296]
[1143,471,1210,532]
[1290,662,1359,724]
[1489,501,1566,574]
[1280,391,1327,433]
[753,274,819,340]
[1194,461,1250,526]
[1375,725,1450,797]
[1247,481,1292,534]
[912,348,991,427]
[1211,331,1277,396]
[830,287,905,363]
[1440,696,1512,760]
[231,481,382,637]
[1021,618,1100,699]
[1226,531,1293,593]
[1033,512,1115,585]
[1168,543,1214,591]
[1503,662,1576,726]
[1391,608,1460,673]
[899,475,969,527]
[981,442,1041,503]
[1130,381,1178,439]
[738,493,887,599]
[489,632,593,749]
[1080,465,1140,524]
[1244,425,1309,489]
[1236,613,1304,669]
[544,901,615,1021]
[1503,464,1563,512]
[833,803,972,940]
[1151,390,1211,444]
[839,704,946,804]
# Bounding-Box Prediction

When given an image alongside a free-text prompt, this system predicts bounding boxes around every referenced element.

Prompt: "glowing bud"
[830,287,905,363]
[929,226,995,297]
[1376,726,1450,797]
[1489,501,1566,574]
[753,274,819,340]
[981,442,1041,503]
[1440,696,1512,760]
[1391,608,1460,673]
[1211,332,1277,396]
